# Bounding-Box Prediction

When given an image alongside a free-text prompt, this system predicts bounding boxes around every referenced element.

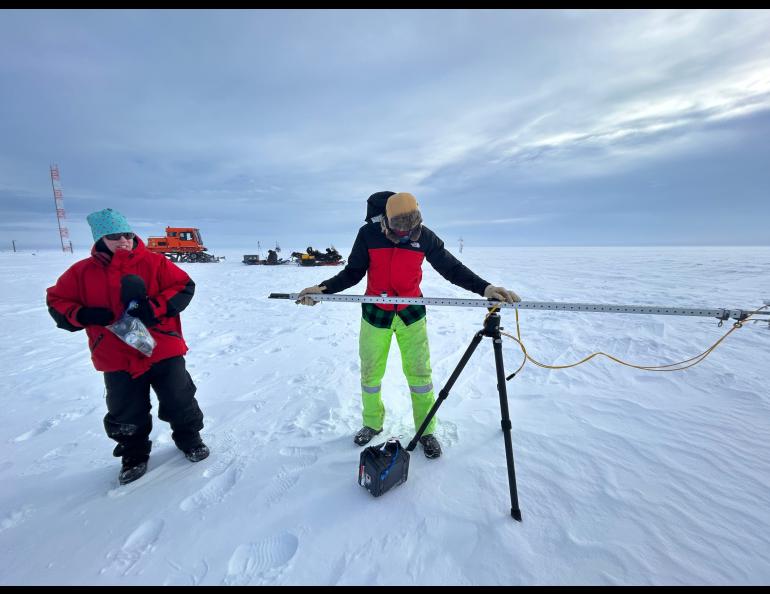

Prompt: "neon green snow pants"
[359,315,437,434]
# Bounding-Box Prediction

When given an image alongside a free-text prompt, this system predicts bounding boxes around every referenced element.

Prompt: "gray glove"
[483,284,521,303]
[296,285,326,306]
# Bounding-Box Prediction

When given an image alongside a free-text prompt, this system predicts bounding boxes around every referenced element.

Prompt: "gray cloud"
[1,9,768,251]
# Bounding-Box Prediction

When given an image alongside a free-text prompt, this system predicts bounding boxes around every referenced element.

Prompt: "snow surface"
[1,246,769,585]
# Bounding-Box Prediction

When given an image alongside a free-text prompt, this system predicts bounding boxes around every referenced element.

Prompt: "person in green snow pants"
[297,192,520,458]
[359,315,436,437]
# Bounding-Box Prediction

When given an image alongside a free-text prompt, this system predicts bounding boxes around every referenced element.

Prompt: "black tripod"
[406,311,523,521]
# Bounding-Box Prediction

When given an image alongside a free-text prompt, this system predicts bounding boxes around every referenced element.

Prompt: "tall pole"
[12,240,16,253]
[50,164,73,253]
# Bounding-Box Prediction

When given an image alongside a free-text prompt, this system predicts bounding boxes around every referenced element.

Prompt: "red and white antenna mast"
[50,164,73,253]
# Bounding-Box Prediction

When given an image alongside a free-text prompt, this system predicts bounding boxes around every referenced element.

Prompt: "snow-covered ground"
[1,246,769,585]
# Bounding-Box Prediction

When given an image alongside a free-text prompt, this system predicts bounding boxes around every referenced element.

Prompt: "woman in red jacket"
[46,208,209,485]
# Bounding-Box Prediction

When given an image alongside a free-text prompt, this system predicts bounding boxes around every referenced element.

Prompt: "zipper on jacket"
[154,329,182,338]
[90,333,104,353]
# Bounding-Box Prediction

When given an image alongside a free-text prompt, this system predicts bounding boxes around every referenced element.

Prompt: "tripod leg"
[406,331,484,452]
[492,334,523,521]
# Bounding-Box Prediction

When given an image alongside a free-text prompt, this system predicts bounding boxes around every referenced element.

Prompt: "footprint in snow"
[222,533,299,585]
[179,463,242,512]
[101,519,165,576]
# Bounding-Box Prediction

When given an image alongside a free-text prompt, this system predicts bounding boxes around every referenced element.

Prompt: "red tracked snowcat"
[146,227,221,263]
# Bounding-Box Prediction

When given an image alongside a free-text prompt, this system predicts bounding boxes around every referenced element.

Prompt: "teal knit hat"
[86,208,133,242]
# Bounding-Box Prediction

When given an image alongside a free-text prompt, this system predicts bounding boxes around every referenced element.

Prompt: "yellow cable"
[495,304,767,376]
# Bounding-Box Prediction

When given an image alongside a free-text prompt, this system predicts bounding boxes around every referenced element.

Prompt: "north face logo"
[411,242,420,248]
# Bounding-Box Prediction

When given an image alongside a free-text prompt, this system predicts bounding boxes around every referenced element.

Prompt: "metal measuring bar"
[268,293,770,322]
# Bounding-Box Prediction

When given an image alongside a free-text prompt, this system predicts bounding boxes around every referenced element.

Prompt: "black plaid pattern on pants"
[361,303,426,329]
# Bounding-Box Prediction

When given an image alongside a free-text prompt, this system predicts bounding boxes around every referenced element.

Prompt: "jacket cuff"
[149,297,166,319]
[70,306,86,328]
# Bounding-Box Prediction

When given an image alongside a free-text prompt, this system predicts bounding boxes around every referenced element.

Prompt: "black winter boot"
[184,442,210,462]
[119,456,148,485]
[420,434,442,459]
[354,426,383,446]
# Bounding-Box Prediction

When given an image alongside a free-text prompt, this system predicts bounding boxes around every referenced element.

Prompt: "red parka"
[46,237,195,378]
[321,224,490,311]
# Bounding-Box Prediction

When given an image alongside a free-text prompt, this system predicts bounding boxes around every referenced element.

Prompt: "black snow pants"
[103,356,204,461]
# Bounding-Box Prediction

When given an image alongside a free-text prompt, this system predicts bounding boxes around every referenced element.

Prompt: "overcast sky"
[1,9,769,252]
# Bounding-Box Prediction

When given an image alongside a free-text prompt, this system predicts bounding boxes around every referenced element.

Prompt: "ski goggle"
[104,232,135,241]
[385,218,415,237]
[390,227,411,237]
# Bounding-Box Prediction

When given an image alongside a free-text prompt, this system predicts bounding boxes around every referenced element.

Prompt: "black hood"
[365,191,396,224]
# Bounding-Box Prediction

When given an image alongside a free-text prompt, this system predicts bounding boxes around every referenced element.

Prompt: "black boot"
[184,442,210,462]
[420,434,442,459]
[354,426,382,446]
[119,456,148,485]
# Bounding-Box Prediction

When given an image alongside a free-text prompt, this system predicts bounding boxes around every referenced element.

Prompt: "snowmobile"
[291,246,345,267]
[243,249,290,265]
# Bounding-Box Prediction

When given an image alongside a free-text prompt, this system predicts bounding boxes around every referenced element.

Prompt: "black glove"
[120,274,159,327]
[126,298,159,327]
[76,307,114,327]
[120,274,148,307]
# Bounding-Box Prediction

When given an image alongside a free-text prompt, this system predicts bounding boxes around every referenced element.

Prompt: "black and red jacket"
[321,223,490,311]
[46,237,195,378]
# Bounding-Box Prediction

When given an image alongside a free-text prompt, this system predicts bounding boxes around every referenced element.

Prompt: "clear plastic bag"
[107,301,156,357]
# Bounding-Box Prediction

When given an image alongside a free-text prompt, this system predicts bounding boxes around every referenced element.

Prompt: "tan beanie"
[386,192,418,219]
